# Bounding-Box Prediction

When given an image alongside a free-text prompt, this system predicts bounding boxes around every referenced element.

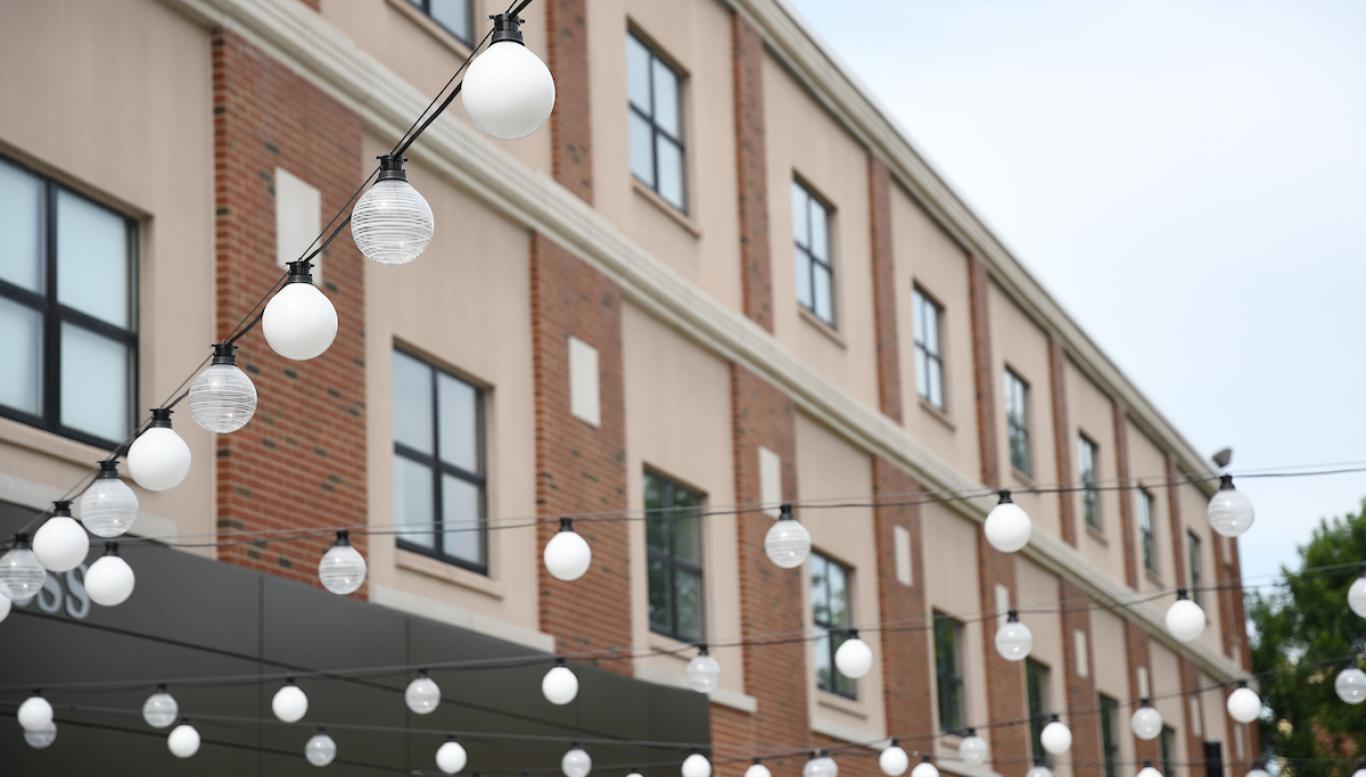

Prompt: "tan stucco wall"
[1150,641,1189,766]
[1092,608,1136,769]
[1017,559,1070,777]
[1065,359,1127,581]
[0,0,216,546]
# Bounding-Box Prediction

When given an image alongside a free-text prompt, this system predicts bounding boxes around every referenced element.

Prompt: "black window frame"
[392,347,488,574]
[627,30,688,213]
[1025,658,1052,766]
[405,0,474,45]
[644,469,706,643]
[1078,433,1101,531]
[1138,486,1158,574]
[1187,530,1203,606]
[912,286,946,411]
[1098,693,1120,777]
[810,551,856,699]
[933,612,965,731]
[792,178,835,326]
[1160,725,1176,776]
[1004,367,1031,475]
[0,154,138,450]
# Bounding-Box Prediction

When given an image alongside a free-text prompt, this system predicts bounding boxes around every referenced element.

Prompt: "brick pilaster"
[1178,656,1205,774]
[868,157,901,423]
[210,29,368,591]
[1211,532,1234,658]
[545,0,592,203]
[967,254,999,489]
[872,458,933,738]
[732,12,773,332]
[1112,400,1139,590]
[1124,621,1159,765]
[1047,336,1077,546]
[1059,579,1102,769]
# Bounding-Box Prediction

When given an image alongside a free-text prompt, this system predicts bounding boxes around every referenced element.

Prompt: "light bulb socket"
[284,677,297,686]
[1175,587,1189,601]
[751,757,762,765]
[558,517,575,533]
[286,259,315,284]
[1143,761,1153,768]
[812,749,827,758]
[211,342,238,366]
[418,668,430,678]
[554,656,566,667]
[156,683,168,691]
[1236,679,1249,688]
[1218,474,1235,491]
[888,738,899,747]
[696,643,709,656]
[778,504,795,520]
[376,155,408,182]
[96,459,121,479]
[1048,713,1060,722]
[103,542,120,556]
[846,628,860,639]
[149,407,174,428]
[178,716,190,725]
[1006,610,1019,622]
[1139,697,1151,708]
[51,500,73,517]
[13,532,31,548]
[964,727,976,736]
[446,734,457,742]
[997,489,1013,503]
[919,756,932,764]
[489,12,526,45]
[335,530,351,546]
[316,725,328,734]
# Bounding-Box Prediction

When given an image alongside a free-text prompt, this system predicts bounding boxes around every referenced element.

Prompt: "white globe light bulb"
[984,490,1031,553]
[686,648,721,693]
[1040,717,1072,755]
[1137,762,1163,777]
[834,632,873,679]
[306,729,338,767]
[542,661,579,705]
[462,18,555,140]
[1246,766,1271,777]
[958,730,988,765]
[1351,768,1365,777]
[32,504,89,573]
[18,694,54,732]
[272,680,309,723]
[765,505,811,569]
[878,742,908,776]
[0,589,10,625]
[436,738,468,774]
[188,345,257,433]
[351,158,433,266]
[1026,767,1054,777]
[682,753,712,777]
[562,746,592,777]
[143,686,179,728]
[319,530,367,595]
[0,535,46,605]
[263,263,338,361]
[168,721,201,758]
[803,751,838,777]
[85,544,135,606]
[1165,590,1206,642]
[1206,475,1254,537]
[994,611,1033,661]
[745,762,772,777]
[1130,702,1163,740]
[127,409,192,492]
[1226,683,1261,724]
[544,518,592,581]
[24,721,56,749]
[1349,573,1366,618]
[1334,666,1366,704]
[406,671,441,714]
[909,759,939,777]
[78,461,138,538]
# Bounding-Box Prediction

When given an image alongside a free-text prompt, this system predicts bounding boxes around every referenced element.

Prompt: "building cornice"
[165,0,1243,683]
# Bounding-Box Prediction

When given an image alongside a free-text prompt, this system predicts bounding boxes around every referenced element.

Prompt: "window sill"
[798,306,846,348]
[918,396,956,432]
[647,632,699,662]
[632,178,701,238]
[1085,525,1109,547]
[1009,465,1036,489]
[386,0,475,59]
[396,548,503,600]
[816,689,867,719]
[0,414,112,471]
[1144,569,1164,590]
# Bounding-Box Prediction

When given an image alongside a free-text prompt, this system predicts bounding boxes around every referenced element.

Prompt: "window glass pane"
[0,160,44,292]
[394,456,435,549]
[813,626,833,689]
[924,300,939,353]
[927,358,942,408]
[651,59,679,137]
[626,36,652,111]
[628,113,655,187]
[648,556,670,631]
[57,190,129,328]
[791,182,808,245]
[0,297,42,414]
[674,570,703,642]
[392,351,433,454]
[644,475,668,551]
[827,562,848,626]
[795,251,813,310]
[810,555,829,623]
[60,324,129,441]
[441,474,482,564]
[812,264,832,323]
[914,349,929,398]
[809,201,828,262]
[654,135,684,209]
[428,0,469,41]
[437,372,478,472]
[672,510,701,565]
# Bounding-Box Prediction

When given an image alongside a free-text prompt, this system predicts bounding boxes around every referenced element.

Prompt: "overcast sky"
[785,0,1366,583]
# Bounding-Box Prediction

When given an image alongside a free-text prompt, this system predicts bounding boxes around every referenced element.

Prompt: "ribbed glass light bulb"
[1349,573,1366,618]
[318,530,367,595]
[0,535,46,604]
[994,611,1033,661]
[406,671,441,714]
[686,648,721,693]
[25,721,57,749]
[764,505,811,569]
[188,346,257,433]
[1130,702,1163,740]
[143,687,179,728]
[351,159,433,266]
[306,729,338,767]
[1206,475,1254,537]
[78,462,138,538]
[803,751,838,777]
[562,746,592,777]
[1335,667,1366,704]
[958,730,988,765]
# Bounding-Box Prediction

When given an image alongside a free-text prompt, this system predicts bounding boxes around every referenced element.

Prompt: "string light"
[1164,589,1206,642]
[542,658,579,705]
[994,610,1033,661]
[1246,763,1270,777]
[1334,665,1366,704]
[272,678,309,723]
[984,490,1031,553]
[909,756,938,777]
[405,669,441,714]
[1352,763,1365,777]
[127,408,191,492]
[0,589,9,625]
[834,629,873,679]
[350,155,433,266]
[1225,681,1260,723]
[878,739,908,776]
[803,750,838,777]
[17,692,53,732]
[32,501,88,573]
[77,460,138,538]
[85,543,135,607]
[461,12,556,140]
[188,343,257,433]
[1025,764,1054,777]
[544,518,592,582]
[681,752,711,777]
[1206,475,1254,538]
[1039,715,1071,755]
[1129,699,1162,740]
[561,744,592,777]
[1136,761,1162,777]
[744,758,772,777]
[1349,565,1366,618]
[142,685,178,728]
[262,260,338,361]
[167,718,200,758]
[318,530,367,595]
[305,727,337,767]
[685,645,721,693]
[958,729,988,765]
[0,534,44,604]
[764,504,811,569]
[436,736,468,774]
[23,720,56,749]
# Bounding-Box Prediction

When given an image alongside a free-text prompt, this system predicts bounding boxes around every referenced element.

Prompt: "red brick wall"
[545,0,593,203]
[868,158,901,423]
[1111,400,1139,590]
[967,254,999,489]
[1124,621,1159,765]
[1048,337,1077,547]
[1211,532,1235,658]
[210,29,368,591]
[732,12,774,333]
[1059,579,1102,770]
[1178,656,1205,774]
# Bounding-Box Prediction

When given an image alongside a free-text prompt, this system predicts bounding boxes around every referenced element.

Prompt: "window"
[1138,487,1157,574]
[392,348,487,571]
[1026,659,1052,766]
[811,552,855,698]
[645,470,704,643]
[1098,694,1120,777]
[792,180,834,325]
[1004,369,1031,474]
[628,32,686,211]
[0,156,136,447]
[406,0,472,44]
[1187,531,1203,606]
[933,613,965,731]
[1078,434,1100,530]
[912,288,945,410]
[1160,726,1176,776]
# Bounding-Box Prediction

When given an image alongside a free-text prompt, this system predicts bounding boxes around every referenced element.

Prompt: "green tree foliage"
[1248,503,1365,775]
